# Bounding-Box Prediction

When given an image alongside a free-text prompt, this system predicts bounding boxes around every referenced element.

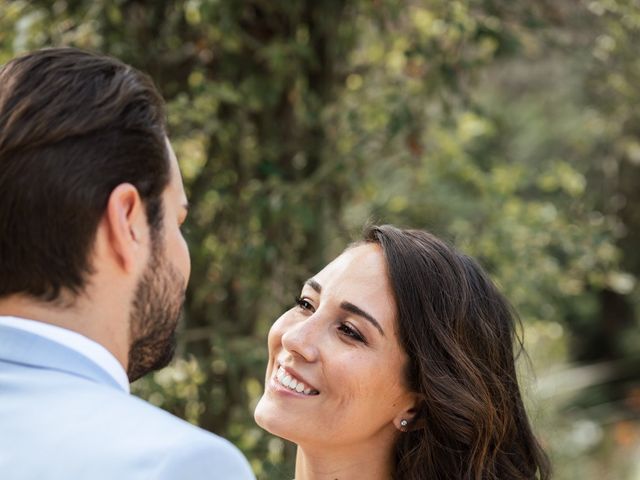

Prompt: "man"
[0,48,255,479]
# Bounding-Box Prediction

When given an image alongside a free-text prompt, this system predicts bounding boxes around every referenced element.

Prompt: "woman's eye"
[338,323,366,344]
[295,297,315,313]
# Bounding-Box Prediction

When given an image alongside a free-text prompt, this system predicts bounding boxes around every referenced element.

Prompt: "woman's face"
[254,244,416,450]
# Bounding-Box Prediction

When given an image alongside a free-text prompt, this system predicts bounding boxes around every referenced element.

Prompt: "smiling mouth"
[275,366,320,395]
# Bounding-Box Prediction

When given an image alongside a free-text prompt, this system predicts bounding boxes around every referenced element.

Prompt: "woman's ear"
[394,395,426,432]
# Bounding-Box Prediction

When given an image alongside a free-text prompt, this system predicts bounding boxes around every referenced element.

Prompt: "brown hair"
[364,225,550,480]
[0,47,169,301]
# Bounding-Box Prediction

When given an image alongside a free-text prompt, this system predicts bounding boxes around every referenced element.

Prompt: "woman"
[254,225,550,479]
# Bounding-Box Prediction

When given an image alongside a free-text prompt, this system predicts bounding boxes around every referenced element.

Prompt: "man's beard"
[126,238,186,382]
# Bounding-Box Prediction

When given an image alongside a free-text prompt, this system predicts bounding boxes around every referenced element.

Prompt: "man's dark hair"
[0,47,170,301]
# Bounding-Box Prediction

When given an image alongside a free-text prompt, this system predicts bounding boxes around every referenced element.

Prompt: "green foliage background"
[2,1,640,478]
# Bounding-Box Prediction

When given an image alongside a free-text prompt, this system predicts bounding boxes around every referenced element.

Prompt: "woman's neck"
[294,441,395,480]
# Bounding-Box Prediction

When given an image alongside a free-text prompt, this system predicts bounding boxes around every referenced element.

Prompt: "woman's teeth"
[276,366,319,395]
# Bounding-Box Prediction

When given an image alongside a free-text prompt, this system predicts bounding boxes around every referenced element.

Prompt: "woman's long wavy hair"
[364,225,551,480]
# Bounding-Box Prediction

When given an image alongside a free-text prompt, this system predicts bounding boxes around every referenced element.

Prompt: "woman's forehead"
[315,244,386,282]
[313,245,396,315]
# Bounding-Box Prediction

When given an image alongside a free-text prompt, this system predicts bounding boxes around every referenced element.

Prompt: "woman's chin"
[254,396,303,443]
[254,395,278,431]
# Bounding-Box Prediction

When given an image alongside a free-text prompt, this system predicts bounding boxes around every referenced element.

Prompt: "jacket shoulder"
[85,390,256,479]
[0,366,255,479]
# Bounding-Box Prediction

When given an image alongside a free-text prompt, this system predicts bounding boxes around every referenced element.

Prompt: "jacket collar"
[0,323,125,391]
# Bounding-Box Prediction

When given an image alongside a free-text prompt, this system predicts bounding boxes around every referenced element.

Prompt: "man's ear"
[103,183,148,273]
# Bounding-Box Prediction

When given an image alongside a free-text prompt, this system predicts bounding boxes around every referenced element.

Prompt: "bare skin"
[293,436,396,480]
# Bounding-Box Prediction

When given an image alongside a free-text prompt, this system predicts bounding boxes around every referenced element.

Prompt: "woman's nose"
[280,315,321,362]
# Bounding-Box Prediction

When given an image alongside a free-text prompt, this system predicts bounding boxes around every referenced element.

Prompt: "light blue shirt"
[0,316,255,480]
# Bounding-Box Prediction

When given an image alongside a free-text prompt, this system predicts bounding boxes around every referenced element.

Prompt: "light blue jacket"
[0,324,255,479]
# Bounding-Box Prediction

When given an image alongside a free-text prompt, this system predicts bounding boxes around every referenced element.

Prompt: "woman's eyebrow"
[305,278,322,293]
[304,278,385,336]
[340,302,385,337]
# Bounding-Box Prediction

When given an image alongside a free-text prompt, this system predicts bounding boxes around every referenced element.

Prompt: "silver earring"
[400,419,408,430]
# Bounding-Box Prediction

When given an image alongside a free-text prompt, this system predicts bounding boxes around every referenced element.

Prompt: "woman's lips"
[273,365,320,395]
